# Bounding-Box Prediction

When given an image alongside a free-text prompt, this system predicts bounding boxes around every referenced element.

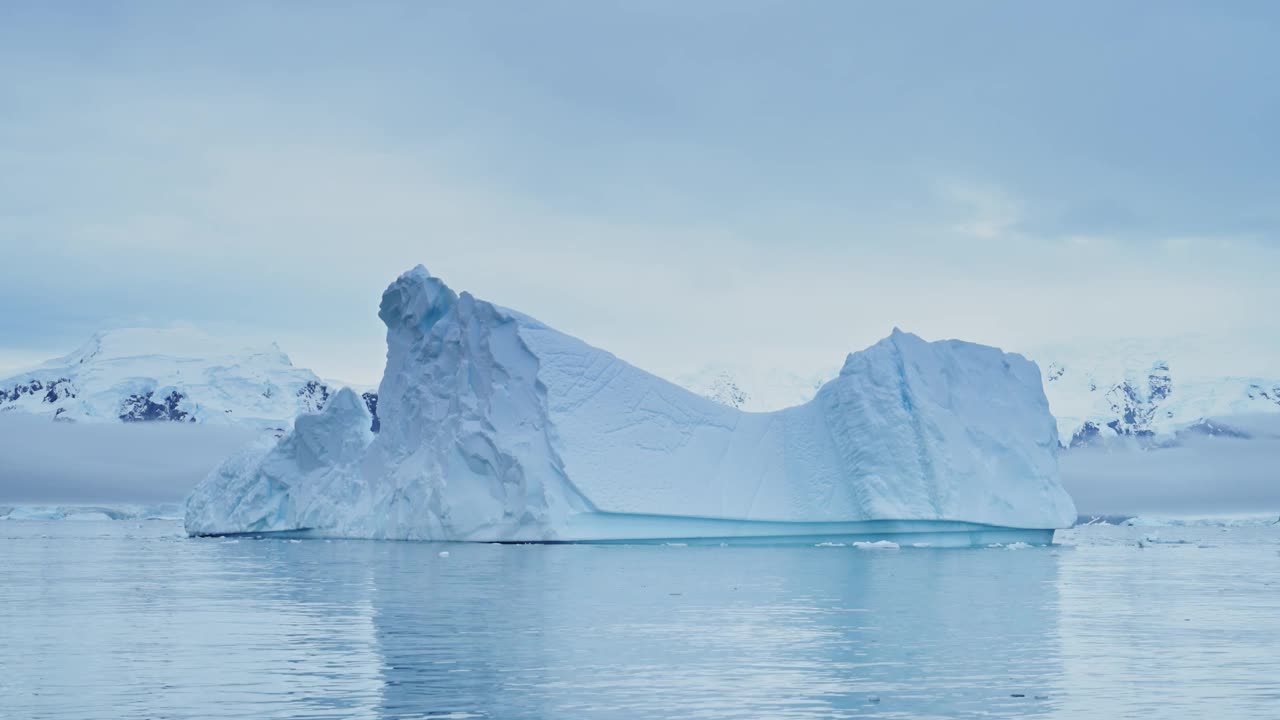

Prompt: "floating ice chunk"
[853,540,901,549]
[185,266,1076,544]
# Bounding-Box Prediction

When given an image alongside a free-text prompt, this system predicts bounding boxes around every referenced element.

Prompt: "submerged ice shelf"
[212,519,1055,547]
[186,266,1076,544]
[551,516,1055,546]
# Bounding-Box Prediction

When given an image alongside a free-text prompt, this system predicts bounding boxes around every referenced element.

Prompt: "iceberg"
[186,266,1076,544]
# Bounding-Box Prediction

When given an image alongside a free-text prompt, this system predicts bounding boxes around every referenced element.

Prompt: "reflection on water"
[1,521,1277,719]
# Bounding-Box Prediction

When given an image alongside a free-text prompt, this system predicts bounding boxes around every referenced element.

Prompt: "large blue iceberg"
[186,266,1076,544]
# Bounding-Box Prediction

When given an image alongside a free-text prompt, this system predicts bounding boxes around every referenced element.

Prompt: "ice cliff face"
[0,328,379,434]
[184,388,377,535]
[186,266,1076,541]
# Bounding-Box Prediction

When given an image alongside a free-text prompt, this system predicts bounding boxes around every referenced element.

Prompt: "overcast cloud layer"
[3,2,1279,383]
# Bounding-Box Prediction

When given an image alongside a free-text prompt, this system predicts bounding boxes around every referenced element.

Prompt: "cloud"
[940,181,1022,240]
[0,349,61,376]
[2,2,1279,384]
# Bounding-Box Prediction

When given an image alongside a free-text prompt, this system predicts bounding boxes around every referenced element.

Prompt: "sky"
[2,1,1279,384]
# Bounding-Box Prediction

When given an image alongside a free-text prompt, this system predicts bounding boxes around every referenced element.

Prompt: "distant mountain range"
[675,335,1280,449]
[0,328,378,434]
[674,366,829,413]
[1032,337,1280,448]
[6,328,1275,450]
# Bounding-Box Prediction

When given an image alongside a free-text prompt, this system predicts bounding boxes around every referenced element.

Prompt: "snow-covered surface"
[1026,336,1280,447]
[0,327,378,433]
[186,266,1075,542]
[1118,513,1280,528]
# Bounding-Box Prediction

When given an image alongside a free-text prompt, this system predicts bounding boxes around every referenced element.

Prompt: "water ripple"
[1,521,1277,719]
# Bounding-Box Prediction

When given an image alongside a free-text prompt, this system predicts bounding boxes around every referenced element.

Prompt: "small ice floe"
[852,540,899,549]
[910,542,932,548]
[287,539,302,543]
[1004,542,1032,550]
[815,542,847,547]
[664,542,688,547]
[220,539,239,544]
[438,550,450,558]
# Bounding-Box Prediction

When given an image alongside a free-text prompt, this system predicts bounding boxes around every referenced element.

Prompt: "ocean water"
[2,518,1278,719]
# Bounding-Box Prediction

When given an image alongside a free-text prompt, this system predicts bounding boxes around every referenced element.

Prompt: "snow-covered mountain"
[0,328,379,433]
[1026,337,1280,448]
[678,335,1280,450]
[674,366,830,412]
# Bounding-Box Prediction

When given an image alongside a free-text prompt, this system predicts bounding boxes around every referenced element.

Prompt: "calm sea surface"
[2,517,1278,719]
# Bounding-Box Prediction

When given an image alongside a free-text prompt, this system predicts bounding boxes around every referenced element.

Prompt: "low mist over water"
[0,415,257,503]
[1060,414,1280,517]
